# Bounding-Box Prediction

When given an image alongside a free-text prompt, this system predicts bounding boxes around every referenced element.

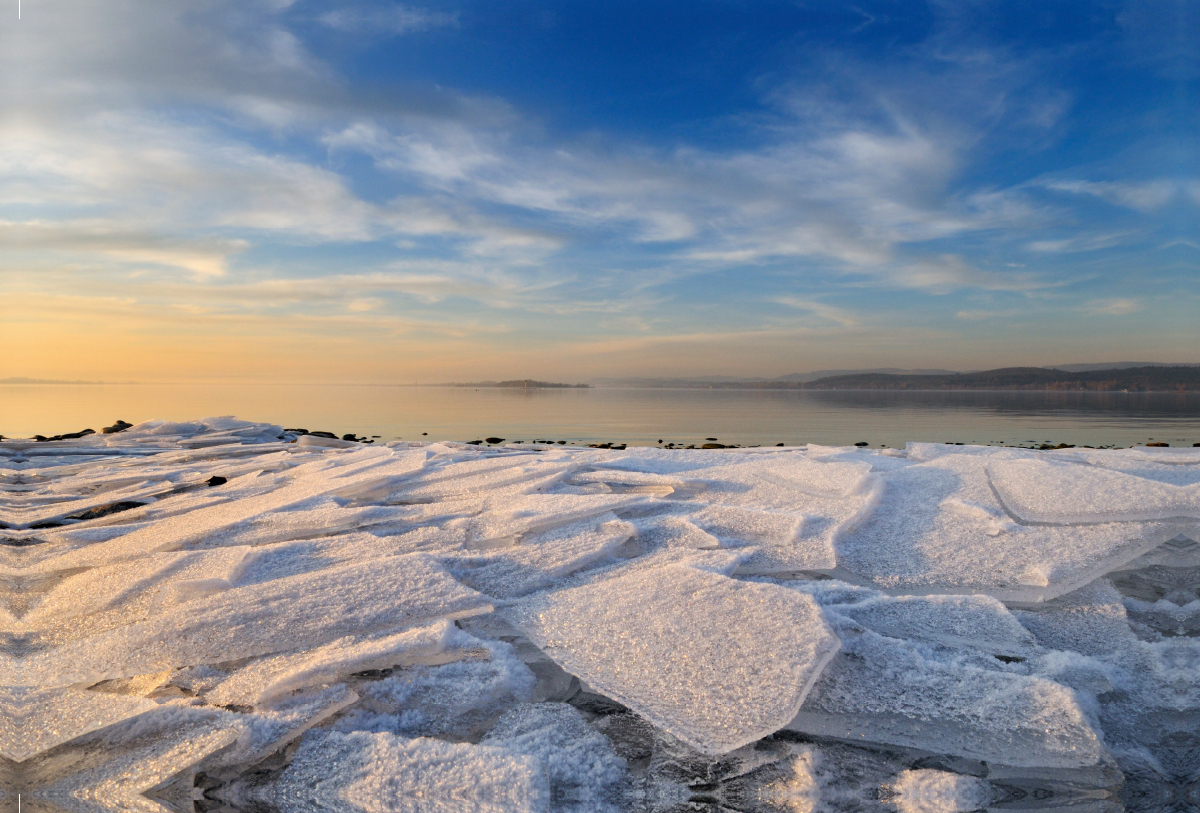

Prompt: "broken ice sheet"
[261,729,550,813]
[989,458,1200,523]
[787,627,1102,768]
[331,636,535,741]
[829,593,1037,658]
[447,512,636,598]
[6,427,1200,810]
[19,546,255,635]
[205,619,487,708]
[25,553,491,687]
[589,452,881,574]
[27,446,432,571]
[504,563,840,755]
[834,451,1180,601]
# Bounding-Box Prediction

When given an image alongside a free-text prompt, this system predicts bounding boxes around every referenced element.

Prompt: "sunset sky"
[2,0,1196,383]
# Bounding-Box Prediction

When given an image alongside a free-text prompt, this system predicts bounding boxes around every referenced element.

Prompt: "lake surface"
[3,384,1198,448]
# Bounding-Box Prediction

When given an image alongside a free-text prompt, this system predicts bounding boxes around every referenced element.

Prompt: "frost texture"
[1,423,1196,810]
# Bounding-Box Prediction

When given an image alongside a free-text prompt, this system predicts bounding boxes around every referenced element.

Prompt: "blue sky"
[1,0,1196,382]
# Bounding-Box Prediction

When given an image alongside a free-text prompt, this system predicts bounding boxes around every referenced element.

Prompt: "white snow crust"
[2,422,1196,810]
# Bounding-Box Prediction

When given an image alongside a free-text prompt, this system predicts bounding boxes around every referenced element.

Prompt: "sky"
[1,0,1197,383]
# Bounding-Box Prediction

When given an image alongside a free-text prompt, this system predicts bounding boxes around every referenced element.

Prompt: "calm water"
[2,384,1198,448]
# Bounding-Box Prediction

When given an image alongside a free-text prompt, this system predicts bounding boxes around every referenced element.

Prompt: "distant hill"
[799,366,1200,392]
[770,368,960,383]
[591,363,1200,389]
[590,369,960,388]
[1050,361,1200,373]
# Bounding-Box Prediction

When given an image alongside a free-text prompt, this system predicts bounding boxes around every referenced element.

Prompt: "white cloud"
[1082,298,1142,316]
[1026,232,1141,253]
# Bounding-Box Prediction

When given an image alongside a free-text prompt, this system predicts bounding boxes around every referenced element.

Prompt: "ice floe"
[1,422,1197,811]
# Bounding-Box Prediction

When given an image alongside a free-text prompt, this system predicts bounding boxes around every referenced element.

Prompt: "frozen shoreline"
[1,417,1198,812]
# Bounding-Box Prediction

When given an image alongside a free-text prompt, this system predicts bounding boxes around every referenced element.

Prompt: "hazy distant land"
[592,364,1200,392]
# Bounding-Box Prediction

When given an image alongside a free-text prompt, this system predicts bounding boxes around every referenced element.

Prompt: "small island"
[445,379,591,389]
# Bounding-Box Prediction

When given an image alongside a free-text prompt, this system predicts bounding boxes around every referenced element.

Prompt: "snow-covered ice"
[1,420,1197,811]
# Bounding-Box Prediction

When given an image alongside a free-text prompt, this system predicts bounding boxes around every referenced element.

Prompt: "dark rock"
[421,433,427,436]
[102,420,133,434]
[705,437,718,441]
[1194,442,1200,447]
[341,434,358,442]
[1145,442,1169,447]
[309,431,338,439]
[284,428,309,435]
[657,439,663,443]
[206,476,227,487]
[467,440,483,445]
[701,443,726,449]
[557,440,565,444]
[776,443,785,446]
[29,521,64,529]
[66,501,145,521]
[58,429,95,440]
[994,654,1025,664]
[485,437,505,445]
[854,441,868,447]
[34,435,48,442]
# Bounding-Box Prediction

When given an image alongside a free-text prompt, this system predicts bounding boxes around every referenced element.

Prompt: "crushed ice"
[1,419,1197,812]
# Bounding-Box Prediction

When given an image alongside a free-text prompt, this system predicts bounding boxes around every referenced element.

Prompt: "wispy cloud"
[1082,298,1142,316]
[1039,179,1177,212]
[773,297,860,328]
[318,5,458,36]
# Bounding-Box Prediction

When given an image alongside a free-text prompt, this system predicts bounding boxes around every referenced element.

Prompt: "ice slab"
[833,593,1037,657]
[1013,580,1141,658]
[26,553,492,687]
[207,620,486,708]
[833,452,1181,601]
[505,563,840,754]
[449,512,636,598]
[21,546,254,633]
[265,729,550,813]
[29,446,431,571]
[989,459,1200,523]
[787,629,1102,768]
[332,636,536,741]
